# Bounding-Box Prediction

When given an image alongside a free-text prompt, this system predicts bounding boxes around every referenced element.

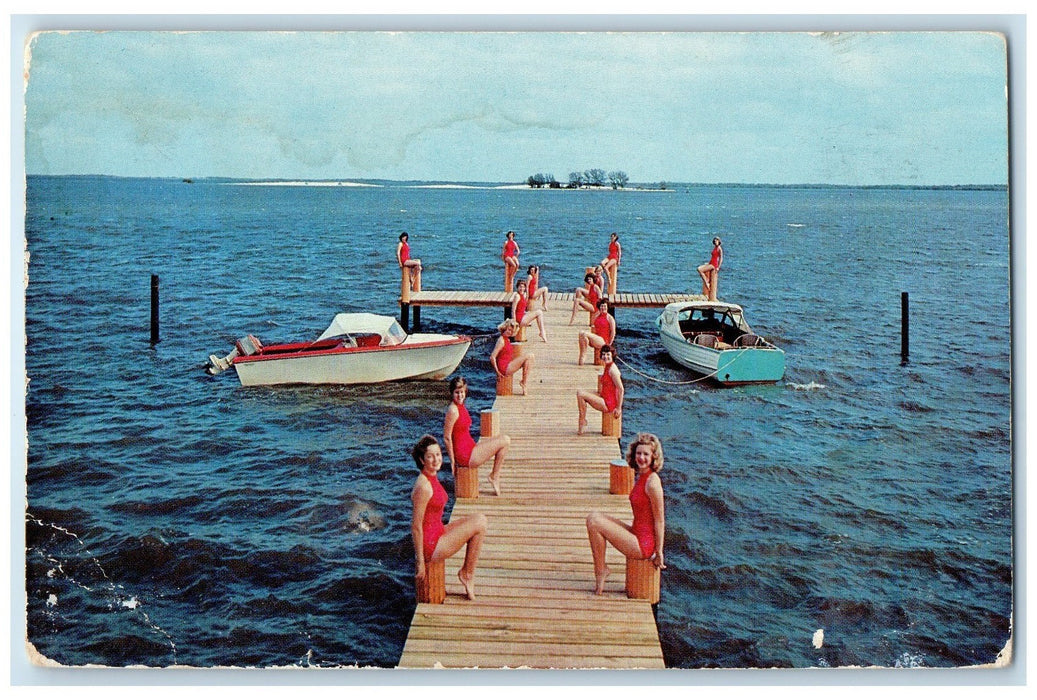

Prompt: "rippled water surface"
[24,176,1011,669]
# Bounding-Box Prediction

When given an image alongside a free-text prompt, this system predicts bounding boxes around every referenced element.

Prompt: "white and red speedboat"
[206,313,471,387]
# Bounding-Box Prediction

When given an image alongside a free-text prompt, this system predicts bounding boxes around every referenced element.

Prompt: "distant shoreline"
[24,174,1008,192]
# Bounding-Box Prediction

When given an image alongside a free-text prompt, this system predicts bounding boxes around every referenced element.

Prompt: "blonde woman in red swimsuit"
[585,432,666,595]
[410,434,487,600]
[489,319,535,395]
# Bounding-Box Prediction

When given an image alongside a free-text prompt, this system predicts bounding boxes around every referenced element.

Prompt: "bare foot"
[458,570,475,600]
[540,334,548,342]
[489,475,501,496]
[594,566,610,595]
[519,382,527,396]
[577,418,587,435]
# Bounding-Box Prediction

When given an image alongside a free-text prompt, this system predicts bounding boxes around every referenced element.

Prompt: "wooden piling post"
[625,557,660,603]
[416,559,446,603]
[708,269,719,301]
[480,409,499,438]
[150,274,160,345]
[455,466,479,499]
[609,459,633,495]
[496,373,513,396]
[901,292,909,364]
[602,410,622,437]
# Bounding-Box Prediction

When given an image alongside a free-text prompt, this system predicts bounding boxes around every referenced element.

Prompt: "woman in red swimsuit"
[569,272,604,325]
[501,230,520,290]
[599,232,621,289]
[512,279,548,342]
[443,376,512,496]
[410,434,487,600]
[396,232,422,291]
[526,265,549,311]
[577,297,616,365]
[576,344,623,435]
[489,319,535,395]
[697,236,723,296]
[585,432,666,595]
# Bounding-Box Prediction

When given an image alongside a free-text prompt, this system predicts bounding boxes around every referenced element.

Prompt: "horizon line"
[24,173,1009,190]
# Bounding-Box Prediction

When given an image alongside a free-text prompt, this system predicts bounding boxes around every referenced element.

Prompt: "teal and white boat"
[655,301,785,385]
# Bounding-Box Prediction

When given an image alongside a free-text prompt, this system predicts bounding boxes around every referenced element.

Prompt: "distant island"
[525,169,652,190]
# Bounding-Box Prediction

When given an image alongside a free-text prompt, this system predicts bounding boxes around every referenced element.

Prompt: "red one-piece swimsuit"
[599,362,619,412]
[422,472,448,560]
[451,402,476,468]
[496,335,514,374]
[629,471,656,559]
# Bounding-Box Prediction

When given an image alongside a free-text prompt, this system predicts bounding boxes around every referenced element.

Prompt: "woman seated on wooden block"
[576,344,623,435]
[501,230,520,284]
[411,434,487,600]
[443,376,512,496]
[585,432,666,595]
[526,264,549,310]
[578,297,616,365]
[513,279,548,342]
[569,272,604,325]
[599,232,621,285]
[697,236,723,295]
[396,231,422,290]
[489,319,535,395]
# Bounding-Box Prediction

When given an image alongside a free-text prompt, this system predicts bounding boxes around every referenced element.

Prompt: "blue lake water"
[24,176,1012,669]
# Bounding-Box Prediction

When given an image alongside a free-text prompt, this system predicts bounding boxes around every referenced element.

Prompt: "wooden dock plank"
[399,300,664,669]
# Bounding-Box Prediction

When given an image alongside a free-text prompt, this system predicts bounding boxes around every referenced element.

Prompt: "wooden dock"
[401,289,706,330]
[398,297,665,669]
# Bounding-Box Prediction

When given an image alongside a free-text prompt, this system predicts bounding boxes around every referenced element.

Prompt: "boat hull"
[657,326,784,385]
[232,336,471,387]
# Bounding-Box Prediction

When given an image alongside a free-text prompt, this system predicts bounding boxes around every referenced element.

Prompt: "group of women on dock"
[411,428,666,601]
[404,229,667,602]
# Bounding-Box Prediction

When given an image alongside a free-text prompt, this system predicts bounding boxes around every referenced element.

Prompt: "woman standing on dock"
[513,279,548,342]
[411,434,487,600]
[576,344,623,434]
[489,319,535,395]
[599,233,621,288]
[585,433,666,595]
[396,232,422,291]
[569,272,604,325]
[578,297,616,365]
[697,236,723,296]
[502,231,520,291]
[443,377,512,496]
[526,265,549,311]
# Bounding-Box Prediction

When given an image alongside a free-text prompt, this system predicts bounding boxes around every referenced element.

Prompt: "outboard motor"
[206,334,263,375]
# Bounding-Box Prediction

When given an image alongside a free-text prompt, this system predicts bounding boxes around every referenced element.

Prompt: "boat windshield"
[383,320,408,346]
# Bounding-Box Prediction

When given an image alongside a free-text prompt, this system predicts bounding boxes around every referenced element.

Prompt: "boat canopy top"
[316,313,408,345]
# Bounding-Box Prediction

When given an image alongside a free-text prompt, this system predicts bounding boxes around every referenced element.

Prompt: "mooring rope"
[614,346,755,386]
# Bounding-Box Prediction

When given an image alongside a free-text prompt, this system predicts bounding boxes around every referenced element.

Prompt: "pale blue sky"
[24,30,1008,185]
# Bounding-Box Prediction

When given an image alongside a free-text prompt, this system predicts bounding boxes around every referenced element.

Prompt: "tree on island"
[583,169,607,187]
[608,171,629,189]
[526,173,559,188]
[568,171,584,188]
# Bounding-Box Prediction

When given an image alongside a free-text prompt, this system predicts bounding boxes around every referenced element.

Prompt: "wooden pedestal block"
[455,465,479,499]
[601,410,622,437]
[625,557,660,604]
[400,267,411,304]
[480,409,499,437]
[504,268,515,293]
[708,269,719,301]
[496,373,513,396]
[417,559,446,604]
[608,269,618,297]
[609,459,634,495]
